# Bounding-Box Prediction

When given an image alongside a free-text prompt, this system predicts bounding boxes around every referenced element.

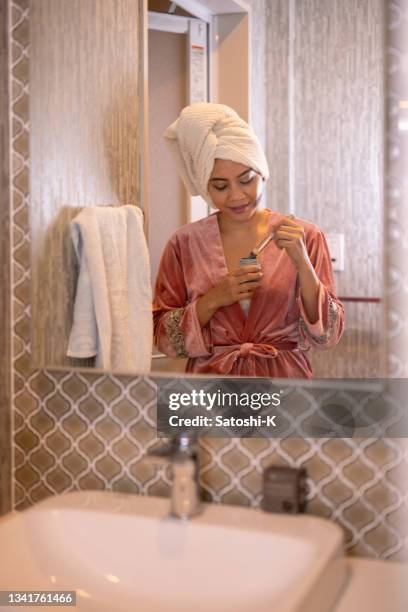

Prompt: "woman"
[153,103,344,377]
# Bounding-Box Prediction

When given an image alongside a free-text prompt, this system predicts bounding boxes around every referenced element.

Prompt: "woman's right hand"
[209,264,263,308]
[196,264,262,327]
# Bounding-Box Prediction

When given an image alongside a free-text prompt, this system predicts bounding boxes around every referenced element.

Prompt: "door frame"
[139,0,251,231]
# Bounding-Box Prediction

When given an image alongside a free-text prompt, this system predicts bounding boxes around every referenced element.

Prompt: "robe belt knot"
[239,342,255,357]
[214,341,282,362]
[234,342,280,360]
[210,341,298,374]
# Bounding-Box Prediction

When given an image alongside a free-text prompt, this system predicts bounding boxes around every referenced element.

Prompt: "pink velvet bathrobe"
[153,210,344,378]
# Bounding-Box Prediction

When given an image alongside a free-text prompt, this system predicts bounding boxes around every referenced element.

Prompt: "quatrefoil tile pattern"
[8,0,408,561]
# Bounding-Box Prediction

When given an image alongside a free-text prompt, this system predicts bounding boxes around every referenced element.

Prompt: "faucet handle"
[172,434,198,456]
[146,435,197,464]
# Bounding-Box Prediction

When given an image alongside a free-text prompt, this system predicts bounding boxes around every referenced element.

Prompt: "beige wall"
[29,0,140,370]
[264,0,385,377]
[2,0,407,562]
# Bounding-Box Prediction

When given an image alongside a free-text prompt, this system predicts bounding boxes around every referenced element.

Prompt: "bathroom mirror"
[29,0,385,379]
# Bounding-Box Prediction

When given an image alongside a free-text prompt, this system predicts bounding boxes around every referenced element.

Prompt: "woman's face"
[208,159,263,222]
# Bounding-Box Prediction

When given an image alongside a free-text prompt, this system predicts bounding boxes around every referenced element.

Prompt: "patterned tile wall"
[6,0,408,561]
[0,0,11,516]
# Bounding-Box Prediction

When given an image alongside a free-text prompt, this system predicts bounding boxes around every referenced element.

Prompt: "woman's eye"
[211,174,255,190]
[240,176,255,185]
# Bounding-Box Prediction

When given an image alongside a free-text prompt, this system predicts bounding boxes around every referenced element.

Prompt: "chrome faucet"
[146,435,202,519]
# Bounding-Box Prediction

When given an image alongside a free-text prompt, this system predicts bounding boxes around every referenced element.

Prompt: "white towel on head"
[164,102,269,205]
[67,205,152,373]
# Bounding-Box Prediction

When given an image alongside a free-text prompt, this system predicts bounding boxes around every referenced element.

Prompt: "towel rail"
[338,297,381,303]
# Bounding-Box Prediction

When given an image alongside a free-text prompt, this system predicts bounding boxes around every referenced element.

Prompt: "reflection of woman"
[153,103,344,377]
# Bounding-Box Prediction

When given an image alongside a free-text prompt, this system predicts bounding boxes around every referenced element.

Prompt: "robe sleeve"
[153,238,213,358]
[297,228,345,350]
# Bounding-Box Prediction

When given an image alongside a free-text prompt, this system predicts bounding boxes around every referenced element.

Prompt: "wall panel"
[265,0,385,377]
[29,0,139,370]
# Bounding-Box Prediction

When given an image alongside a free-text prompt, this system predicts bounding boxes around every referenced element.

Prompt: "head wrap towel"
[164,102,269,206]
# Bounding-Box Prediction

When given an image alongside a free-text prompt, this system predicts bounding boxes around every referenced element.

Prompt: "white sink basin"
[0,491,346,612]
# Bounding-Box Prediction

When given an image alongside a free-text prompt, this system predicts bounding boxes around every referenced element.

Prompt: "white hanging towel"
[67,205,152,373]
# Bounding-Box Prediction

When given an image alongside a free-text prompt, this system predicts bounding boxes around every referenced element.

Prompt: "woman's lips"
[230,203,251,214]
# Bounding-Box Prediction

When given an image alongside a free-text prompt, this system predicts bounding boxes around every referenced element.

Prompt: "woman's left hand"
[272,215,311,270]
